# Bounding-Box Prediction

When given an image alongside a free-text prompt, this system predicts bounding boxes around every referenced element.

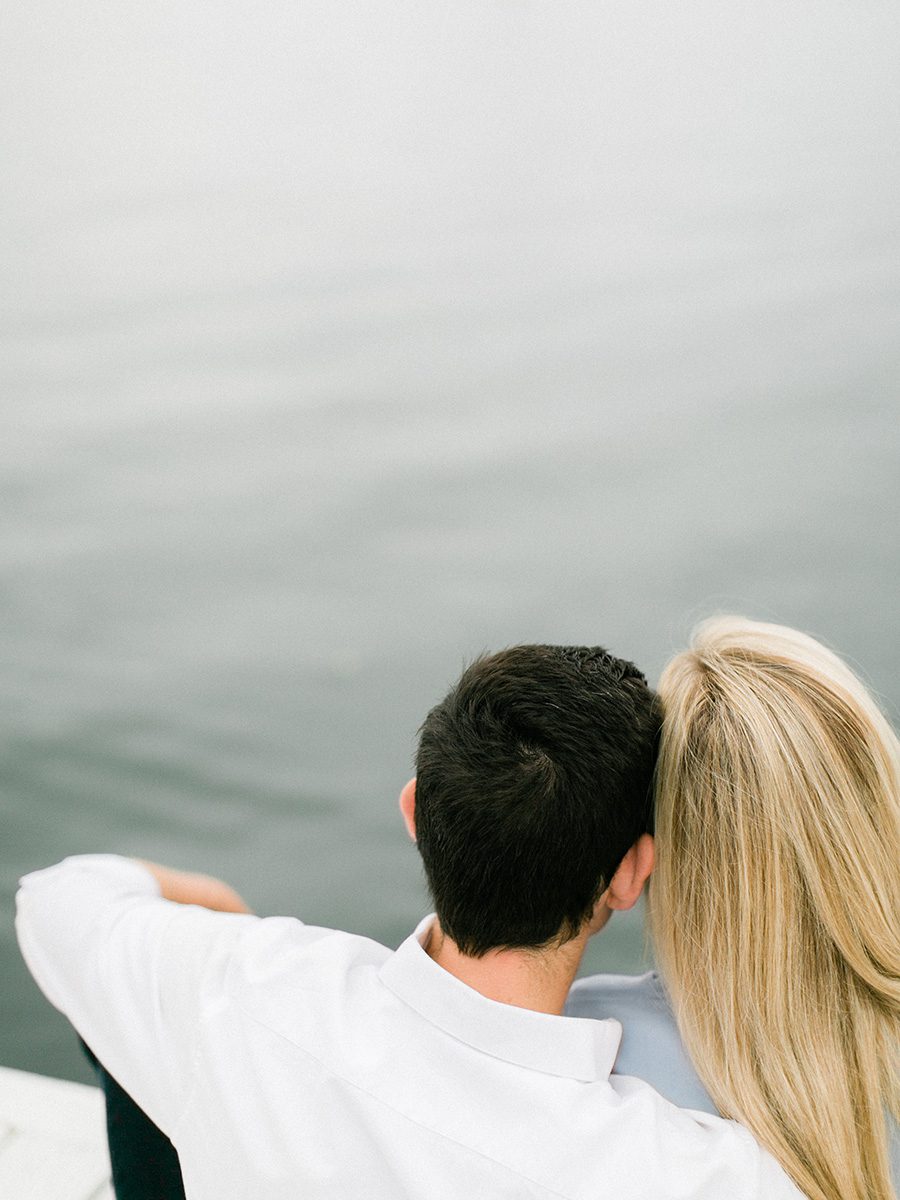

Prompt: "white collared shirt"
[16,856,804,1199]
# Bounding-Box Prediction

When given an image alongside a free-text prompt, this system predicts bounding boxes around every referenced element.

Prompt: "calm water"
[3,0,899,1082]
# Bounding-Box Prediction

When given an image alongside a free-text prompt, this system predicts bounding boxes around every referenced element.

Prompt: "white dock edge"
[0,1067,112,1200]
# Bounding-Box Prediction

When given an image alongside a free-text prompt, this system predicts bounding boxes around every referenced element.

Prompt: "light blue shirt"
[567,971,900,1196]
[566,972,714,1112]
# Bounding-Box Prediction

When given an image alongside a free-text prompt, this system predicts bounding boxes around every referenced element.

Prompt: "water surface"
[2,0,899,1081]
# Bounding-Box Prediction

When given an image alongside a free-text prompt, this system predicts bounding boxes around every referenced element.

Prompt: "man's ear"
[606,833,654,912]
[399,778,417,841]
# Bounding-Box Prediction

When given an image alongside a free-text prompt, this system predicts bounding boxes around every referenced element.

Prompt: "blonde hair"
[650,617,900,1200]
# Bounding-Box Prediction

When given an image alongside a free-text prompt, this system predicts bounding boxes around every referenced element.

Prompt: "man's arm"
[133,861,253,914]
[16,855,259,1136]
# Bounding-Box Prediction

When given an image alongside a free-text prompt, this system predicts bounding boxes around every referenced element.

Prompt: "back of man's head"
[414,644,660,957]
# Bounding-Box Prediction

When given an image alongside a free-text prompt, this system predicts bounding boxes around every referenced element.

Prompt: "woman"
[570,617,899,1200]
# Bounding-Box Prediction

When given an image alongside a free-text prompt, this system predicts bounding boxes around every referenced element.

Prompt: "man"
[16,645,804,1199]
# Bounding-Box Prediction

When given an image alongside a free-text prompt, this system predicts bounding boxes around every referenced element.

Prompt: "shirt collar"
[378,915,621,1083]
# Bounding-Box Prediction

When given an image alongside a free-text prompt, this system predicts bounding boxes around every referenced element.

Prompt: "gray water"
[3,0,899,1083]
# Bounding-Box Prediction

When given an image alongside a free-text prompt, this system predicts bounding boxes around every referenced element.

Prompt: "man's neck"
[424,922,590,1016]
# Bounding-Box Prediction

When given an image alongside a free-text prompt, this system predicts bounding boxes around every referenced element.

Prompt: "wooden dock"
[0,1067,112,1200]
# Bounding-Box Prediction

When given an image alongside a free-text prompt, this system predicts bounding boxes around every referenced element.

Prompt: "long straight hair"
[650,617,900,1200]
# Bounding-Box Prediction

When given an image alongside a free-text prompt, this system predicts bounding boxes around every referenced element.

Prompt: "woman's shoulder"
[566,971,718,1115]
[568,969,667,1011]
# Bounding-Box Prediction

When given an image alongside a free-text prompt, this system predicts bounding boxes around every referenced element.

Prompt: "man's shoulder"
[607,1080,804,1198]
[225,915,395,983]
